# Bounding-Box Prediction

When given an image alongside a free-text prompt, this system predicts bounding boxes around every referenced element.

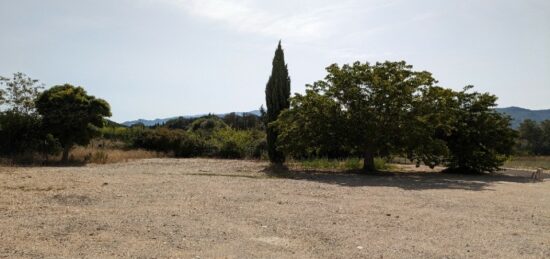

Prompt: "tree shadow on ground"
[0,159,88,168]
[262,165,536,191]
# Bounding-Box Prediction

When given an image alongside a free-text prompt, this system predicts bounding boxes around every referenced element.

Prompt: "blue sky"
[1,0,548,122]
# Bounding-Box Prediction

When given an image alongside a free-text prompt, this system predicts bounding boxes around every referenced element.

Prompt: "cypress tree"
[265,41,291,164]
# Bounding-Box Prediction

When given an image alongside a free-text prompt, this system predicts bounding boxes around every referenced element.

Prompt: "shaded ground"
[0,159,549,258]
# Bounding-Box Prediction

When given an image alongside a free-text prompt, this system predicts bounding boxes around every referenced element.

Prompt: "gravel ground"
[0,158,549,258]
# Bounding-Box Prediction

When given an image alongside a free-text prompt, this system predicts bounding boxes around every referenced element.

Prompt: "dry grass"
[0,140,163,166]
[504,156,550,170]
[61,139,164,164]
[70,146,163,164]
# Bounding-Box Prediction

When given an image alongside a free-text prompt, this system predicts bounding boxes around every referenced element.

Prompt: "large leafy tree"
[441,86,516,173]
[517,119,544,155]
[274,88,351,159]
[309,61,436,172]
[517,119,550,155]
[276,61,516,173]
[36,84,111,161]
[265,41,291,164]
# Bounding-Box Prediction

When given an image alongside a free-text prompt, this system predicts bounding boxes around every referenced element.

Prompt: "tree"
[0,73,59,158]
[541,120,550,155]
[265,41,291,164]
[440,86,516,173]
[517,119,550,155]
[0,72,43,114]
[311,61,437,172]
[274,88,351,159]
[518,119,543,155]
[36,84,111,161]
[275,61,516,173]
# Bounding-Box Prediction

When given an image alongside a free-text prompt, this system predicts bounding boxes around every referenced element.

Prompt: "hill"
[119,107,549,128]
[121,110,261,127]
[495,107,550,128]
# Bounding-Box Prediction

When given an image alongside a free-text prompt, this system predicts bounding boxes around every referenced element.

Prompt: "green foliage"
[133,128,206,157]
[0,111,60,157]
[0,73,60,159]
[222,112,263,130]
[210,128,266,159]
[441,86,517,173]
[188,116,228,135]
[0,72,44,114]
[163,116,195,130]
[277,61,438,171]
[132,126,266,159]
[105,114,266,159]
[274,89,351,159]
[517,119,550,155]
[265,41,291,164]
[100,126,146,145]
[296,157,387,171]
[36,84,112,161]
[275,61,517,173]
[298,158,362,170]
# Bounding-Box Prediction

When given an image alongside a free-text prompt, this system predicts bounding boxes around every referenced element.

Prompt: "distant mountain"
[120,107,549,128]
[121,110,261,127]
[495,107,550,128]
[105,119,126,128]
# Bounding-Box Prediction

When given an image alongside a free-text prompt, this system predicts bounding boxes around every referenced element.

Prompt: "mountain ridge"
[121,110,261,127]
[119,107,550,128]
[495,107,550,128]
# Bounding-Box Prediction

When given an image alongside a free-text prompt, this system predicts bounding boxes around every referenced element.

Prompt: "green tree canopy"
[294,61,437,171]
[0,73,59,158]
[265,41,291,164]
[517,119,550,155]
[0,72,44,114]
[275,61,516,173]
[441,86,517,173]
[36,84,111,161]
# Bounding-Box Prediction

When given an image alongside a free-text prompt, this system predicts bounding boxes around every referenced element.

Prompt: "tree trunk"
[61,146,70,162]
[363,150,375,172]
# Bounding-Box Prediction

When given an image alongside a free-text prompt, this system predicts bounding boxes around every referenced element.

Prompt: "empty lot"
[1,159,549,258]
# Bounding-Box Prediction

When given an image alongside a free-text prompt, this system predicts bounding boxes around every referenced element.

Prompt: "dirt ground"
[1,159,549,258]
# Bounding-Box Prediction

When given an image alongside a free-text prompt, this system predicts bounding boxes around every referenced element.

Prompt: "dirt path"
[1,159,549,258]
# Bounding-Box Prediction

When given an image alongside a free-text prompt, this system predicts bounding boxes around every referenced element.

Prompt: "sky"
[0,0,549,122]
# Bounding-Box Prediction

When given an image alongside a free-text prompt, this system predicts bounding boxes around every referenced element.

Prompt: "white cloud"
[156,0,338,42]
[152,0,382,42]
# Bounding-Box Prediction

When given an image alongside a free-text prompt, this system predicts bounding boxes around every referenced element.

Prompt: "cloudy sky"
[1,0,548,122]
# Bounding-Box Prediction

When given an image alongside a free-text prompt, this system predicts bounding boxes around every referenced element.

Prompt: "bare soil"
[1,159,549,258]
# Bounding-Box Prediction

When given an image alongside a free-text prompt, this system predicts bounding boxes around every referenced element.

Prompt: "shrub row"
[103,125,266,159]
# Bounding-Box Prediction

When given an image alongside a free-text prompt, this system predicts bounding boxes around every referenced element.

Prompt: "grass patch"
[291,157,390,171]
[504,156,550,170]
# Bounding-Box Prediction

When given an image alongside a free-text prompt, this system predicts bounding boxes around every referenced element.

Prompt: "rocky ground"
[0,159,549,258]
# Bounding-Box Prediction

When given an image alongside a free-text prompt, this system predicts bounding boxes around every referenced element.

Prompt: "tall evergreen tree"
[265,41,291,164]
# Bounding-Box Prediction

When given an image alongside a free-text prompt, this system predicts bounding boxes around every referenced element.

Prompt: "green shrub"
[0,111,61,158]
[133,128,206,157]
[188,116,228,136]
[100,126,146,145]
[297,158,362,170]
[210,128,266,159]
[130,122,266,159]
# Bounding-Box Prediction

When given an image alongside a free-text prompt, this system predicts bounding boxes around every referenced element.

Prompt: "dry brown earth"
[0,159,549,258]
